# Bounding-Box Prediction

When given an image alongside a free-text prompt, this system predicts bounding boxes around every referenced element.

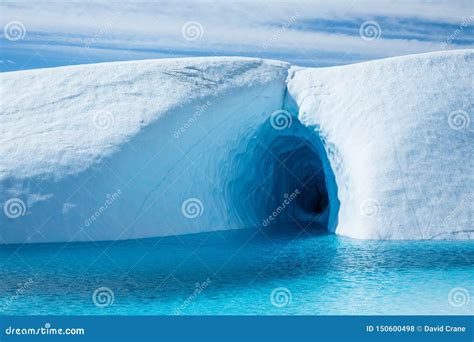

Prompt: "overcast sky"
[1,0,473,72]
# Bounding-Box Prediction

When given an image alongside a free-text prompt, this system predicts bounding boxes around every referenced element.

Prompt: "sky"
[0,0,473,72]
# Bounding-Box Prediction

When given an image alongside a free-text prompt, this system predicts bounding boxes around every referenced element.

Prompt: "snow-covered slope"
[0,51,472,244]
[286,50,473,239]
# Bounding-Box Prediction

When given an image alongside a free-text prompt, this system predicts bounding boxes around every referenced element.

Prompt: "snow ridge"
[0,51,472,244]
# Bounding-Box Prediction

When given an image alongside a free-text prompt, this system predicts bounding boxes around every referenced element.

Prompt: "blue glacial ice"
[0,50,472,244]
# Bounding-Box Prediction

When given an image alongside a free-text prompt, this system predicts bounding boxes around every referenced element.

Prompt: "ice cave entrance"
[228,115,339,232]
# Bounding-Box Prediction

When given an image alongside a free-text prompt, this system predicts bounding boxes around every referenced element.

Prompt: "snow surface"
[0,51,472,244]
[287,50,473,239]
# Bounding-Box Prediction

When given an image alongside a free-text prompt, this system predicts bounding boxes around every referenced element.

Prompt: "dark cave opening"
[226,115,339,232]
[267,137,329,222]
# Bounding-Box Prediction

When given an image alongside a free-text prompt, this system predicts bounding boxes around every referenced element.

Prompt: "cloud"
[1,0,473,71]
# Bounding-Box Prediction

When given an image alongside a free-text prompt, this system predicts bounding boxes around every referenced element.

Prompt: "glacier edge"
[0,51,472,244]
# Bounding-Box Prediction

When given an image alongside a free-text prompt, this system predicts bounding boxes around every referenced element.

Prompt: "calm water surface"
[0,227,473,315]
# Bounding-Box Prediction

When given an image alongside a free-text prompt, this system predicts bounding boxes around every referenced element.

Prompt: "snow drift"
[0,50,472,244]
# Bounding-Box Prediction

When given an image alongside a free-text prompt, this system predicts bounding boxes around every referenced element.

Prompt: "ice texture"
[286,50,473,239]
[1,51,472,244]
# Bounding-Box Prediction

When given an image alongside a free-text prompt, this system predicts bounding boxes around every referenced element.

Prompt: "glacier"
[0,50,472,244]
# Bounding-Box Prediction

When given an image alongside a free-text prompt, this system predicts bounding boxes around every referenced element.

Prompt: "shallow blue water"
[0,227,473,315]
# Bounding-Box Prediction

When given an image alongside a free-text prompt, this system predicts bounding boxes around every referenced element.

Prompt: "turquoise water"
[0,227,473,315]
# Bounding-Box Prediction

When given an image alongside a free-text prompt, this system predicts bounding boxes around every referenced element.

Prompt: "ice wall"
[1,51,472,244]
[287,50,473,239]
[1,58,297,243]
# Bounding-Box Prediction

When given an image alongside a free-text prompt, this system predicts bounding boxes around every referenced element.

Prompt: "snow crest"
[0,51,472,244]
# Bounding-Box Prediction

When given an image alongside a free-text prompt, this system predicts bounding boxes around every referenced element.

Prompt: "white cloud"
[1,0,473,68]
